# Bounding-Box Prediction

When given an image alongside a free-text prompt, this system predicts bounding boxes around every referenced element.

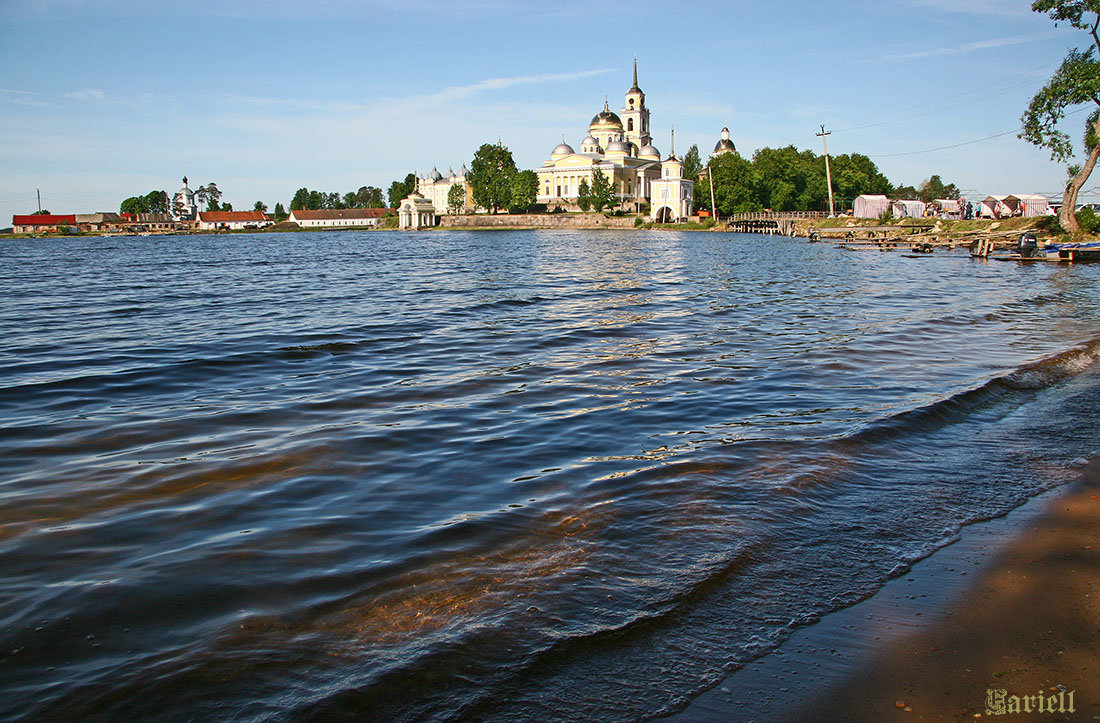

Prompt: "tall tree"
[706,153,760,215]
[254,201,268,213]
[289,188,310,211]
[144,190,169,214]
[511,170,538,212]
[120,196,147,215]
[447,183,466,214]
[203,182,222,211]
[917,174,960,204]
[682,144,703,183]
[577,178,592,212]
[1020,0,1100,233]
[274,202,287,221]
[387,174,418,208]
[589,169,614,213]
[469,142,517,213]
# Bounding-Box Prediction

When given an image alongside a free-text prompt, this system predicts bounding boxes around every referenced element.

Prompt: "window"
[628,119,634,131]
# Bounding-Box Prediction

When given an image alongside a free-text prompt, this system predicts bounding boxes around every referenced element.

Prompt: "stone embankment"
[439,213,638,229]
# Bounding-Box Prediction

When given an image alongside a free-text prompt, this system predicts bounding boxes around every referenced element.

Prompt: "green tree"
[144,190,169,214]
[120,196,148,215]
[274,202,287,221]
[289,188,310,211]
[682,144,703,183]
[387,174,417,208]
[31,209,51,215]
[589,169,614,213]
[221,202,233,212]
[205,183,222,211]
[577,178,592,212]
[751,146,826,211]
[1020,1,1100,234]
[469,142,517,213]
[355,185,386,208]
[830,154,893,204]
[893,184,918,200]
[254,201,268,213]
[916,174,960,204]
[447,183,466,214]
[510,170,538,212]
[707,153,760,215]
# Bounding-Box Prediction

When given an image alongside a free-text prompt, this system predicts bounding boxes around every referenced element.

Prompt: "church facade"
[535,60,693,222]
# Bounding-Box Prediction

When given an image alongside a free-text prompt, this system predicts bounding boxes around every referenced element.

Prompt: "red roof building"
[12,214,77,233]
[196,210,271,230]
[288,208,392,228]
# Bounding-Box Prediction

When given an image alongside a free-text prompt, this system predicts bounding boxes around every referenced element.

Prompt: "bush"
[1076,206,1099,234]
[634,216,645,227]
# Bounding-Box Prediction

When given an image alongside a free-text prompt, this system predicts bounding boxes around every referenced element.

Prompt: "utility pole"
[37,188,41,213]
[708,165,717,222]
[816,125,835,218]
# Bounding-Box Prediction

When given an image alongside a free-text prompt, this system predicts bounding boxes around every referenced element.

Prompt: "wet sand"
[676,461,1100,722]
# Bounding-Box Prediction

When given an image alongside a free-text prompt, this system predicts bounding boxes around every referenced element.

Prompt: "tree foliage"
[469,143,517,213]
[273,202,287,221]
[699,145,898,214]
[387,174,417,208]
[589,169,615,212]
[253,201,268,213]
[682,144,703,183]
[447,184,466,214]
[916,174,961,203]
[119,190,168,215]
[1020,1,1100,233]
[510,170,538,212]
[576,178,592,212]
[289,185,387,212]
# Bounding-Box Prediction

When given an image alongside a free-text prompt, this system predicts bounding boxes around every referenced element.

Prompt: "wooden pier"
[726,211,828,236]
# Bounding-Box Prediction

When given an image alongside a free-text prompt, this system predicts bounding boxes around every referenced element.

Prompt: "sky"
[2,0,1098,222]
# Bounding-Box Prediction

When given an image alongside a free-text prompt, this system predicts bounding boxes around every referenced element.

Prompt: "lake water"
[2,229,1100,721]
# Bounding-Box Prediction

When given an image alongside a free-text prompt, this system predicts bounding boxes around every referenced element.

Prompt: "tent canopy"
[853,194,891,219]
[892,200,925,218]
[1007,194,1050,217]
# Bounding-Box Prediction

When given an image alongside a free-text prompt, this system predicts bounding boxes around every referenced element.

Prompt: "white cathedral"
[535,59,694,222]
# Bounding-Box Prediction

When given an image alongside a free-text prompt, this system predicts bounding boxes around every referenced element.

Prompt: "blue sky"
[1,0,1097,221]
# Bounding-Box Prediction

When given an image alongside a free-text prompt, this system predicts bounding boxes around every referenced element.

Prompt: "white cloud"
[877,32,1055,62]
[65,89,105,102]
[907,0,1032,17]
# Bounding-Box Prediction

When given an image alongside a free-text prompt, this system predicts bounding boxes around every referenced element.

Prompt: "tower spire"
[633,55,638,89]
[670,126,676,158]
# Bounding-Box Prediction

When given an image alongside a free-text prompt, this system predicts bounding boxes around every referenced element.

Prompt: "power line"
[868,104,1094,158]
[832,59,1060,133]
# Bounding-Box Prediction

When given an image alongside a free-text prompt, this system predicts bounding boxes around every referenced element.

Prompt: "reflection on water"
[1,230,1100,720]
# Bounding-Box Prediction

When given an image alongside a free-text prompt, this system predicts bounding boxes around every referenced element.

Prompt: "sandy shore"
[674,461,1100,722]
[798,461,1100,722]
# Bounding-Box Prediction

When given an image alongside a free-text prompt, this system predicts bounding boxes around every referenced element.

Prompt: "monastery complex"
[401,60,738,229]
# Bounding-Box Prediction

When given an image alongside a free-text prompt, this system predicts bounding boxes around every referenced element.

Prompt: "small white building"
[398,193,437,230]
[649,134,694,222]
[173,177,197,221]
[289,208,390,228]
[197,210,271,231]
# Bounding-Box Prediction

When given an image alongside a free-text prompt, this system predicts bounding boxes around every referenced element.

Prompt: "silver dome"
[552,142,576,156]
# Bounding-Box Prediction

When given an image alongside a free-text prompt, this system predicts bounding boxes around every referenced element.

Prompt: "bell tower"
[622,56,651,152]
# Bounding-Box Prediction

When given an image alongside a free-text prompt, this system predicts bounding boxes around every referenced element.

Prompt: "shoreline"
[673,461,1100,722]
